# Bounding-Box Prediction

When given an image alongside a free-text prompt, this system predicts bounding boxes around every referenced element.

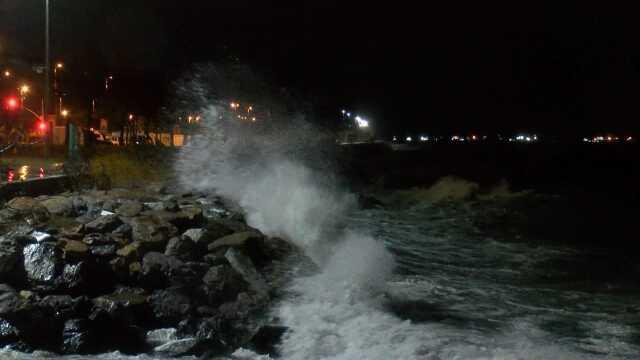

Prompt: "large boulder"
[0,318,18,347]
[143,207,205,233]
[7,197,41,212]
[201,265,248,306]
[153,338,199,357]
[61,261,115,296]
[182,228,206,244]
[140,252,186,288]
[41,196,74,217]
[0,235,27,284]
[207,231,263,253]
[84,215,122,233]
[60,239,89,262]
[225,248,269,296]
[116,201,144,218]
[0,284,20,316]
[6,197,50,226]
[129,216,178,252]
[23,243,62,286]
[149,287,194,326]
[61,319,98,354]
[164,237,198,261]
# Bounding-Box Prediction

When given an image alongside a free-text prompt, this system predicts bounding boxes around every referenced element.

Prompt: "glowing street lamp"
[4,97,19,111]
[3,70,11,78]
[61,109,70,118]
[19,85,30,96]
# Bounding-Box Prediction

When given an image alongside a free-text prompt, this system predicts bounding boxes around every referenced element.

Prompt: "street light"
[19,85,30,95]
[61,109,69,118]
[3,70,11,78]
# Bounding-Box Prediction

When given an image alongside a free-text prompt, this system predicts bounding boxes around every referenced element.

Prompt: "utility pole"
[44,0,51,148]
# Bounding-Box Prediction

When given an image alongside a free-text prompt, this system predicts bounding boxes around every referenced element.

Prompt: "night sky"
[1,1,639,136]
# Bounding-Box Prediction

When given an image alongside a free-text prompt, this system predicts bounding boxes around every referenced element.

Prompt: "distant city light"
[5,97,18,110]
[346,112,351,117]
[3,70,11,78]
[420,136,429,142]
[354,116,369,128]
[392,136,398,141]
[61,109,70,117]
[341,109,346,114]
[406,136,413,142]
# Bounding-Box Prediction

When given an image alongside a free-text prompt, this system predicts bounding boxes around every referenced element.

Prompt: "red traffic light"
[37,121,47,131]
[4,97,19,111]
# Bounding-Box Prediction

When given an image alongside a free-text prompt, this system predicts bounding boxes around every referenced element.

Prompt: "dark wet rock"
[162,199,180,212]
[90,244,117,257]
[250,325,288,356]
[173,206,205,231]
[203,252,229,267]
[23,242,62,285]
[116,242,143,262]
[90,289,150,326]
[61,262,86,291]
[140,252,185,288]
[164,236,197,261]
[39,295,88,320]
[149,287,194,326]
[201,264,248,306]
[61,319,97,354]
[6,198,50,227]
[71,196,89,215]
[144,207,205,233]
[154,338,199,357]
[60,239,89,262]
[0,284,20,316]
[113,223,133,238]
[0,318,18,346]
[102,200,118,212]
[129,215,178,252]
[182,228,205,243]
[225,248,269,296]
[109,257,129,282]
[199,292,264,350]
[42,196,74,216]
[207,231,263,253]
[7,197,41,212]
[61,261,114,296]
[84,215,122,233]
[0,236,27,285]
[146,328,178,347]
[116,201,143,218]
[82,233,113,246]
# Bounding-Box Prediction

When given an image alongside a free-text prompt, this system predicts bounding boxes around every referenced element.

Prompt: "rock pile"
[0,186,302,357]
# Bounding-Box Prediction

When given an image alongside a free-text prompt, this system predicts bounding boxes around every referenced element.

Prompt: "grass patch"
[88,145,178,188]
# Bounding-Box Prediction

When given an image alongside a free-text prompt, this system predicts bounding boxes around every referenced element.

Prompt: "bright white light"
[406,137,412,142]
[420,136,429,142]
[341,109,346,114]
[346,112,351,117]
[355,116,369,128]
[526,137,531,142]
[392,136,397,141]
[583,138,590,143]
[627,136,633,141]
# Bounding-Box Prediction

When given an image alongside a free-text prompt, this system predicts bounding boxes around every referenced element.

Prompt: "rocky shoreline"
[0,184,307,357]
